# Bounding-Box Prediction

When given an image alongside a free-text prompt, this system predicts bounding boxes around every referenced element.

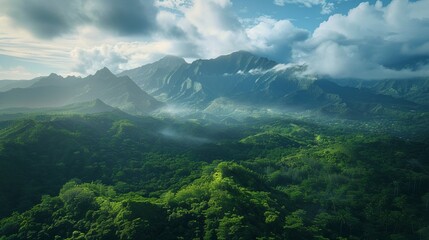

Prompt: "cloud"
[160,128,211,144]
[0,16,75,74]
[70,1,310,75]
[0,66,46,80]
[71,45,128,75]
[4,0,427,81]
[155,0,192,9]
[70,40,197,75]
[156,1,310,62]
[274,0,335,15]
[1,0,309,76]
[181,0,249,58]
[67,0,247,74]
[246,16,309,62]
[0,0,158,39]
[294,0,429,79]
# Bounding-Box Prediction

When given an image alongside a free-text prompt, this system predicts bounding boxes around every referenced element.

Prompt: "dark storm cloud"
[88,0,158,35]
[0,0,158,39]
[2,1,82,38]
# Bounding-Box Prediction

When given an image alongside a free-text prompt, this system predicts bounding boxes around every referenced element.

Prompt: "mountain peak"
[155,55,187,68]
[215,50,261,61]
[92,98,105,105]
[94,67,114,78]
[190,50,277,75]
[230,50,255,57]
[225,51,277,65]
[48,73,60,78]
[160,55,186,62]
[44,73,64,81]
[29,72,64,88]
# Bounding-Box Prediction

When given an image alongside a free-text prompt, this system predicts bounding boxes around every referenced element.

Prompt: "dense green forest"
[0,113,428,239]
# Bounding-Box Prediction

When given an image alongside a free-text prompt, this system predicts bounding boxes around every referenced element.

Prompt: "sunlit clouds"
[0,0,428,80]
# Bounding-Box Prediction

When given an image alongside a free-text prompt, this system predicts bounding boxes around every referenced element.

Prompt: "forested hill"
[0,113,428,239]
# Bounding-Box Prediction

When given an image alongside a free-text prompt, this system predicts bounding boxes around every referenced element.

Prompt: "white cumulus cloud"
[2,0,429,81]
[70,41,194,75]
[71,0,310,74]
[246,16,309,62]
[294,0,429,79]
[274,0,335,15]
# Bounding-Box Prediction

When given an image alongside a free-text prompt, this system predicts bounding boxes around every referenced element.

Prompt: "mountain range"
[118,51,424,118]
[118,51,311,106]
[0,68,161,115]
[1,51,428,119]
[331,78,429,106]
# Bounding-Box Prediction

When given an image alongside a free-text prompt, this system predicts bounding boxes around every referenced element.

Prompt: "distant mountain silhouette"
[0,67,162,115]
[0,99,121,116]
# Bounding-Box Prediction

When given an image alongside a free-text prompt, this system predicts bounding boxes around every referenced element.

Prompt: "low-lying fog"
[159,128,211,144]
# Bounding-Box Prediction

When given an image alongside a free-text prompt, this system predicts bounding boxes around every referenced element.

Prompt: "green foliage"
[0,113,428,239]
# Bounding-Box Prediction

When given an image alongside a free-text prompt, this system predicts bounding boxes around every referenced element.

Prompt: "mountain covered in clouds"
[119,51,422,118]
[0,68,161,115]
